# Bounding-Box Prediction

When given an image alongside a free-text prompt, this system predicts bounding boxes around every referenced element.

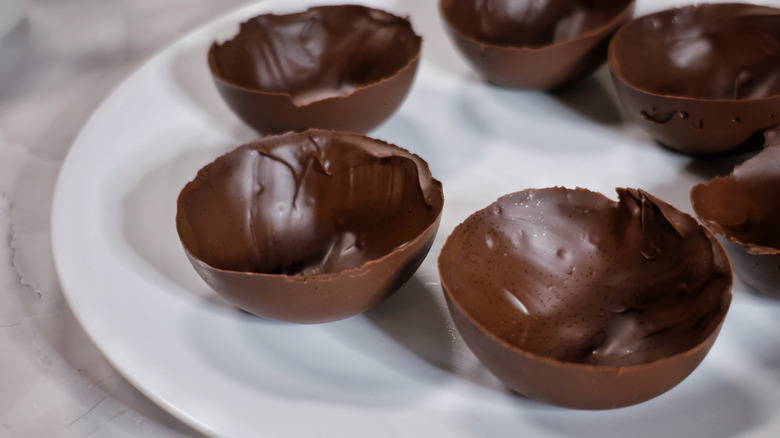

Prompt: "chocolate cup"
[691,131,780,298]
[176,130,443,323]
[208,5,422,135]
[721,241,780,299]
[609,3,780,155]
[439,0,634,89]
[438,188,732,409]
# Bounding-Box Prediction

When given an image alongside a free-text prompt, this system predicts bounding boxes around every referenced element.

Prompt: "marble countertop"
[0,1,253,436]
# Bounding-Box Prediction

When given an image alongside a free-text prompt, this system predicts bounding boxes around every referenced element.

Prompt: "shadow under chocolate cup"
[609,3,780,155]
[438,187,732,409]
[691,131,780,298]
[439,0,634,90]
[207,5,421,135]
[176,130,443,323]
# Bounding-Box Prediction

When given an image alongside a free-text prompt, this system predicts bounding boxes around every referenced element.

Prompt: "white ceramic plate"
[52,0,780,437]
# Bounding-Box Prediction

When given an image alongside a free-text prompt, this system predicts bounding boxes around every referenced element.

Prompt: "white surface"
[47,0,780,437]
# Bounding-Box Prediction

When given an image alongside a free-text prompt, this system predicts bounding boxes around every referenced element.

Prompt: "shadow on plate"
[642,146,757,218]
[185,276,449,407]
[361,274,456,373]
[360,268,528,396]
[549,66,623,127]
[169,37,257,141]
[726,292,780,375]
[522,374,764,438]
[683,151,758,182]
[121,137,236,311]
[450,78,624,158]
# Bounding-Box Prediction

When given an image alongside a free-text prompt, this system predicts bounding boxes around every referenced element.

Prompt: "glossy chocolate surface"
[440,0,634,89]
[208,5,421,134]
[609,3,780,154]
[612,4,780,100]
[439,188,731,408]
[691,131,780,297]
[176,130,443,323]
[443,0,629,47]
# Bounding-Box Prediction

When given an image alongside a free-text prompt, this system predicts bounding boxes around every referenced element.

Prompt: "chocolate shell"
[439,0,634,89]
[438,187,732,409]
[691,131,780,298]
[609,3,780,155]
[208,5,422,135]
[176,130,443,323]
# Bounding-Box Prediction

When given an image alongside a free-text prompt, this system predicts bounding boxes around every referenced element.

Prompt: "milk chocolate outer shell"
[720,241,780,299]
[439,0,634,89]
[609,3,780,155]
[439,188,732,409]
[208,5,422,135]
[691,131,780,297]
[176,130,443,323]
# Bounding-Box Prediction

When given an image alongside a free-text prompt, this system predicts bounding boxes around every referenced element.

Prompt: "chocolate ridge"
[691,130,780,255]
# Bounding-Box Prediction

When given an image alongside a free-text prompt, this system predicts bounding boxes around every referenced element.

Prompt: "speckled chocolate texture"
[440,0,634,89]
[691,130,780,298]
[439,187,732,409]
[609,3,780,155]
[208,5,421,134]
[176,130,443,323]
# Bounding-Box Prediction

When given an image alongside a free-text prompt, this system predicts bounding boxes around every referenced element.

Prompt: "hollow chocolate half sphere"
[439,0,634,89]
[609,3,780,155]
[691,131,780,298]
[208,5,422,135]
[438,187,732,409]
[176,130,443,323]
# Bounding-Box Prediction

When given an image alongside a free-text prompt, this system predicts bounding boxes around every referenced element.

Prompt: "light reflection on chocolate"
[609,3,780,154]
[176,130,443,323]
[613,4,780,100]
[208,5,421,134]
[442,0,630,48]
[440,0,634,89]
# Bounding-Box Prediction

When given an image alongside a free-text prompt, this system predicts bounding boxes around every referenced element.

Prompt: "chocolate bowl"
[438,187,732,409]
[208,5,421,135]
[609,3,780,155]
[176,130,443,323]
[691,131,780,298]
[439,0,634,89]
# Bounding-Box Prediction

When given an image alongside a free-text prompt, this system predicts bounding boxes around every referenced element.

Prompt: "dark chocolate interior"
[439,188,730,366]
[611,3,780,100]
[177,130,442,275]
[209,5,421,106]
[441,0,631,48]
[691,144,780,253]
